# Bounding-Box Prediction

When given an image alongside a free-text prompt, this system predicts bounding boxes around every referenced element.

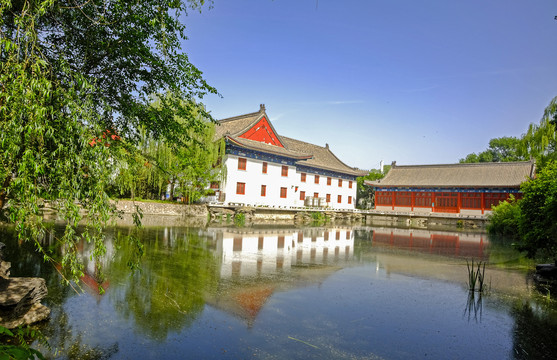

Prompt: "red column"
[411,192,415,211]
[481,193,485,214]
[392,191,395,210]
[457,192,461,214]
[431,192,436,213]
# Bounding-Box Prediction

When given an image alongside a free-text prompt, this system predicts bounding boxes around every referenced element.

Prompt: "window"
[280,187,287,198]
[300,191,306,201]
[281,165,288,177]
[348,196,352,204]
[314,192,319,199]
[314,175,320,184]
[327,177,331,185]
[326,194,331,203]
[262,162,267,174]
[261,185,266,197]
[238,157,246,170]
[301,172,306,182]
[236,182,245,195]
[337,195,342,203]
[210,182,219,189]
[338,179,343,187]
[349,180,353,189]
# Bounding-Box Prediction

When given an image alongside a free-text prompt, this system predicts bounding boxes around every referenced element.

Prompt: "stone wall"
[113,200,209,218]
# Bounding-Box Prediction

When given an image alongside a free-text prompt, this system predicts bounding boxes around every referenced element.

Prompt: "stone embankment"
[0,243,50,329]
[44,199,487,228]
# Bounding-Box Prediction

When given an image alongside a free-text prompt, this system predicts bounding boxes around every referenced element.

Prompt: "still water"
[2,223,557,359]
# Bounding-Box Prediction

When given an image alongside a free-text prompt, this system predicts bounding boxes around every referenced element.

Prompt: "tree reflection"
[106,227,220,341]
[511,301,557,359]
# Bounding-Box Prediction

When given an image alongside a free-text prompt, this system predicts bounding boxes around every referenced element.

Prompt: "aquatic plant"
[466,259,487,292]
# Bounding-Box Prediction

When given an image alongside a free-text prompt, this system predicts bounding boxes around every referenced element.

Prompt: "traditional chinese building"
[366,161,535,215]
[212,105,366,209]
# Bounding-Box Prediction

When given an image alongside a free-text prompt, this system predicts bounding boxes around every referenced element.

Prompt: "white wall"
[222,155,358,209]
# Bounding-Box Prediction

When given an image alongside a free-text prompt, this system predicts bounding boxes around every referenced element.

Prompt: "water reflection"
[369,227,487,259]
[209,227,354,279]
[2,224,557,359]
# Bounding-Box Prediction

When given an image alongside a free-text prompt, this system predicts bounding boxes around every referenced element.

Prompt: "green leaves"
[1,0,219,285]
[517,161,557,262]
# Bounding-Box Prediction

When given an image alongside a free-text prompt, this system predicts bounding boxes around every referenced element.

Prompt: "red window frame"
[337,195,342,203]
[262,162,267,174]
[300,191,306,201]
[281,165,288,177]
[394,191,412,206]
[261,185,266,197]
[348,196,352,204]
[280,187,287,198]
[326,194,331,203]
[349,181,353,189]
[376,191,393,206]
[314,192,319,199]
[236,182,245,195]
[338,179,342,187]
[414,192,433,208]
[238,158,246,170]
[301,172,306,182]
[327,177,331,186]
[314,175,320,184]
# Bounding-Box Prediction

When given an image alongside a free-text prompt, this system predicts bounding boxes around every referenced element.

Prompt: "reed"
[466,259,487,292]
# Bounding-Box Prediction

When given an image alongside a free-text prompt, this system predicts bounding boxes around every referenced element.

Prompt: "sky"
[182,0,557,170]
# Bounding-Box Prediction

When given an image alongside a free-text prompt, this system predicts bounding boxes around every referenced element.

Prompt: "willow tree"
[111,97,225,203]
[0,0,216,283]
[519,97,557,169]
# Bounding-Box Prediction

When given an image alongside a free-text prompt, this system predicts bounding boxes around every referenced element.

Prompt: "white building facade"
[215,105,365,210]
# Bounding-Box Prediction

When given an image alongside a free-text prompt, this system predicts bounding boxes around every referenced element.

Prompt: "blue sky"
[183,0,557,170]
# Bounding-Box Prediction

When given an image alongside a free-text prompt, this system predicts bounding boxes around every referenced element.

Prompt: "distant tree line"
[460,97,557,168]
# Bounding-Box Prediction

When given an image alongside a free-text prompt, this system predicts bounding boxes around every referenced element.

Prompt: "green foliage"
[310,212,325,221]
[111,97,225,203]
[1,1,216,283]
[460,136,524,163]
[487,194,521,239]
[517,161,557,262]
[519,111,557,169]
[0,326,47,360]
[356,170,386,209]
[233,213,245,227]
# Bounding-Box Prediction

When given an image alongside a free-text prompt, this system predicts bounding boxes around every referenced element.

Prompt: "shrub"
[487,194,520,239]
[517,161,557,263]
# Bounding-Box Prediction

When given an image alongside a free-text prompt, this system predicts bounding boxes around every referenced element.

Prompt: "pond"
[1,222,557,359]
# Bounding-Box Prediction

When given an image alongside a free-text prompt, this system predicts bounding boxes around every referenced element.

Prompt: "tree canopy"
[0,0,216,283]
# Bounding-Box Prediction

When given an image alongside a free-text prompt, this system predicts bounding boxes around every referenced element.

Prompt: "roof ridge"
[393,160,534,168]
[281,135,325,148]
[218,111,260,123]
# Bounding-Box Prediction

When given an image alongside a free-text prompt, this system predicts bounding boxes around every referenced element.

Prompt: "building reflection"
[369,227,487,259]
[206,227,354,279]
